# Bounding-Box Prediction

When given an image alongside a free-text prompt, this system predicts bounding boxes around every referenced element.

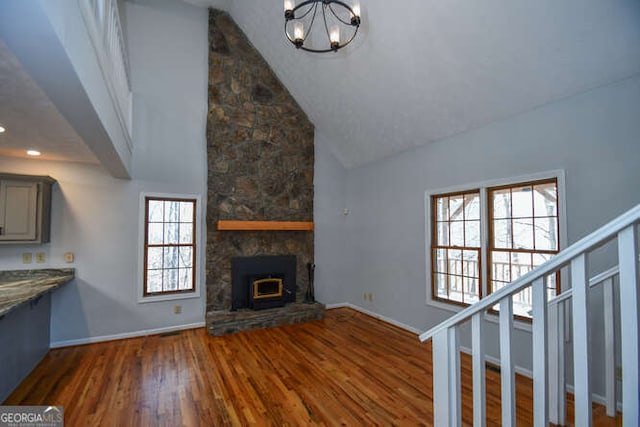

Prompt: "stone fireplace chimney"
[205,10,322,335]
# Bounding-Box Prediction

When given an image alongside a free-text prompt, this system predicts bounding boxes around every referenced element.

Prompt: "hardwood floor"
[5,308,622,426]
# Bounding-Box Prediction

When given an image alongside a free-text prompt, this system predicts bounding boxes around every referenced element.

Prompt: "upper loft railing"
[79,0,133,148]
[419,204,640,426]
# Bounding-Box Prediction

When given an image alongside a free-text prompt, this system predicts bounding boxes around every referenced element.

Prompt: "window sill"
[138,290,200,304]
[425,298,533,333]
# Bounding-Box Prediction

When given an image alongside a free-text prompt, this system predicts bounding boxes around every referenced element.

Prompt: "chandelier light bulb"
[293,22,304,48]
[352,2,360,18]
[284,0,295,19]
[330,26,340,51]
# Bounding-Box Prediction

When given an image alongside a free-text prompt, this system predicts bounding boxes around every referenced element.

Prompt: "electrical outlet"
[617,365,622,381]
[370,293,374,302]
[22,253,32,264]
[35,252,46,263]
[174,305,182,314]
[363,293,368,301]
[64,252,74,263]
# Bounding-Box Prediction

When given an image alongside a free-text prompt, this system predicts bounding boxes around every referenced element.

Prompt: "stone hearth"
[205,9,322,335]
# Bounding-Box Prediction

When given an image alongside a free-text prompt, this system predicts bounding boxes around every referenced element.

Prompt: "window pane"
[513,218,534,250]
[436,197,449,221]
[179,268,193,290]
[147,270,163,293]
[180,201,194,222]
[164,246,179,269]
[165,201,179,223]
[434,248,447,273]
[491,250,510,284]
[493,219,512,249]
[464,276,479,303]
[463,250,479,278]
[164,223,179,244]
[465,220,480,247]
[534,217,558,250]
[148,223,164,245]
[163,269,178,291]
[450,221,464,247]
[179,247,192,268]
[179,223,194,244]
[510,252,533,281]
[534,183,557,217]
[464,193,480,220]
[449,196,463,221]
[449,275,463,302]
[448,249,463,276]
[147,247,163,270]
[435,273,448,298]
[493,189,511,219]
[436,222,449,246]
[148,200,164,222]
[512,185,533,218]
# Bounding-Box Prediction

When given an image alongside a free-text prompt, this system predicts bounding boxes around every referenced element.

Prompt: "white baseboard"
[50,322,206,348]
[326,302,422,335]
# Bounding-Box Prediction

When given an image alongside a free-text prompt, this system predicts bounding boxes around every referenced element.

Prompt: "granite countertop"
[0,268,75,318]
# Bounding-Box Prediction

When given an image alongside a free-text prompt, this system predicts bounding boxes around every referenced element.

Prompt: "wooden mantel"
[216,220,314,231]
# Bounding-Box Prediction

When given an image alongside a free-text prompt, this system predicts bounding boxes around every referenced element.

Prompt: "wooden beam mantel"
[216,220,314,231]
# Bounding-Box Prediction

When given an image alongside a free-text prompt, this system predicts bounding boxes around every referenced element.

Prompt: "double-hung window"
[143,196,197,298]
[430,177,561,318]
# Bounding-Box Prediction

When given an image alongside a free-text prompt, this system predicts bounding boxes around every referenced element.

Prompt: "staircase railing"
[419,204,640,426]
[79,0,133,147]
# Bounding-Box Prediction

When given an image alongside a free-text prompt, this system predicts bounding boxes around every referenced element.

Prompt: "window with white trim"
[430,177,560,318]
[143,197,197,296]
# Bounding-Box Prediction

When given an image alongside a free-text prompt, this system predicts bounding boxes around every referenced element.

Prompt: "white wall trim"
[51,321,206,348]
[423,169,567,325]
[326,302,423,335]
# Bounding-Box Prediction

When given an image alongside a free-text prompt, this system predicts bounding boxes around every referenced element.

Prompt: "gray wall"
[0,0,209,345]
[314,74,640,395]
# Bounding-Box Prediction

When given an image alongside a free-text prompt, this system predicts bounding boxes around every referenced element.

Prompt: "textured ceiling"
[197,0,640,169]
[0,40,99,164]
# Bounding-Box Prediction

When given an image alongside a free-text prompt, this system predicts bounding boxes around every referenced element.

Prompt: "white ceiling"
[0,40,99,164]
[1,1,639,170]
[198,0,640,169]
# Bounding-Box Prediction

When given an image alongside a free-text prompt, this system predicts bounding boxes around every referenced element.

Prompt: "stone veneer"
[205,9,322,335]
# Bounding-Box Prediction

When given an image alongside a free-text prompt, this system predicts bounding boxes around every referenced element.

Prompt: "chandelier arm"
[327,3,356,26]
[321,3,332,44]
[306,2,319,42]
[293,2,316,20]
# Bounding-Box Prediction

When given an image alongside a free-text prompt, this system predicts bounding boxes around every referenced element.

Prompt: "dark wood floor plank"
[4,308,621,426]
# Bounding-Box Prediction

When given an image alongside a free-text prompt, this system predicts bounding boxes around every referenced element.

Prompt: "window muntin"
[430,178,560,318]
[432,191,481,305]
[144,197,196,296]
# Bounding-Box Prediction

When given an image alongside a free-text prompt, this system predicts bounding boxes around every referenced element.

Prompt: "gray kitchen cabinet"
[0,174,55,244]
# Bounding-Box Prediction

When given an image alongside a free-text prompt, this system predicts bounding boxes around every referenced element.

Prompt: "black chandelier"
[284,0,361,53]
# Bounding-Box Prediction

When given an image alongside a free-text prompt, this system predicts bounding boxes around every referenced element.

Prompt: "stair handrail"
[419,203,640,343]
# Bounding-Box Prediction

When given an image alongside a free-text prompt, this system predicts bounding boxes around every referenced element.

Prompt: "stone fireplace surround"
[205,10,324,336]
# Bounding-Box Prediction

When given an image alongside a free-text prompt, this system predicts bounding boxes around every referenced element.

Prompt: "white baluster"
[433,328,461,426]
[548,299,566,425]
[472,312,486,427]
[532,278,548,427]
[499,296,515,427]
[572,253,592,426]
[618,225,639,426]
[603,277,616,417]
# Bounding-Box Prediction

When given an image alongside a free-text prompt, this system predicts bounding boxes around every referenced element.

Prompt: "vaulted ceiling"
[194,0,640,169]
[0,1,639,170]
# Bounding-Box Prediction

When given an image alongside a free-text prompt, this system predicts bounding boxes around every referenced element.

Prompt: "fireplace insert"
[231,255,296,310]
